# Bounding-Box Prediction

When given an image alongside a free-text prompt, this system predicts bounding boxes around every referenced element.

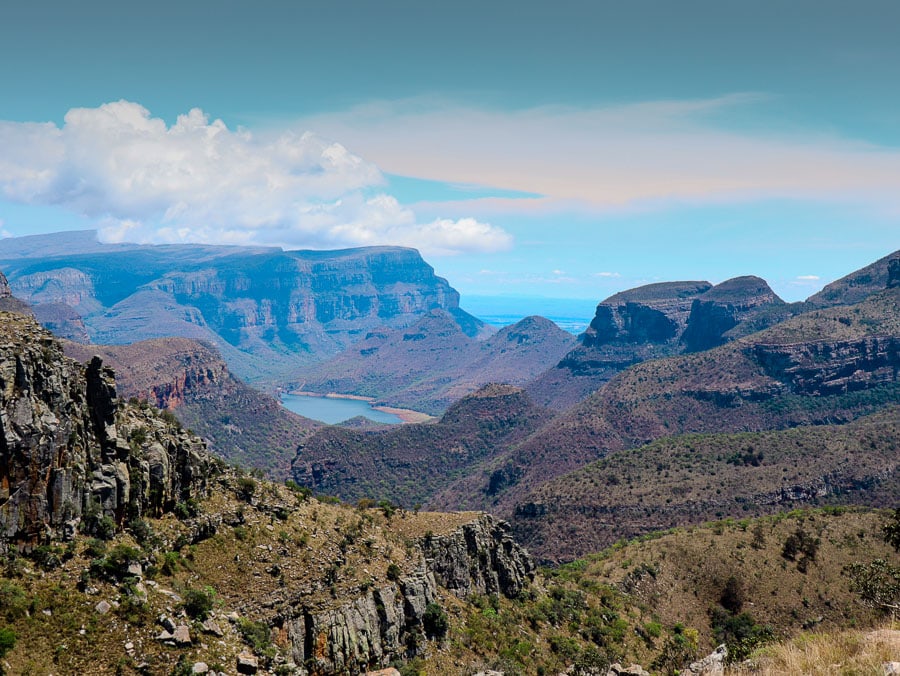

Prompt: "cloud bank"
[0,101,511,255]
[296,96,900,212]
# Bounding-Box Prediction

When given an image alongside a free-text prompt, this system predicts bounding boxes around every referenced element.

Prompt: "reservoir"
[281,393,404,425]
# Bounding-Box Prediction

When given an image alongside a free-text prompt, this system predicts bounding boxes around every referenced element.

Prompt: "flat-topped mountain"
[527,281,711,409]
[528,276,790,410]
[0,230,485,386]
[298,312,576,413]
[482,285,900,516]
[680,275,787,352]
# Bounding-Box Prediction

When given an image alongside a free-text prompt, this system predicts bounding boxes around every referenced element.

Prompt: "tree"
[845,559,900,617]
[882,507,900,553]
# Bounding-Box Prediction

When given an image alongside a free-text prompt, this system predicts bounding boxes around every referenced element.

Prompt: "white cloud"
[0,101,510,256]
[796,274,821,280]
[296,96,900,212]
[592,271,621,278]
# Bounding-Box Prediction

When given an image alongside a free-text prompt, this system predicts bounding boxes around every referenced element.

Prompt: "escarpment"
[0,233,486,385]
[0,312,213,547]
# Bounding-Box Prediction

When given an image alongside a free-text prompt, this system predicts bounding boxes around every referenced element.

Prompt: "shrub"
[89,544,141,581]
[237,477,257,502]
[386,563,402,582]
[237,618,271,652]
[182,586,216,620]
[423,603,449,640]
[0,581,28,621]
[0,627,15,660]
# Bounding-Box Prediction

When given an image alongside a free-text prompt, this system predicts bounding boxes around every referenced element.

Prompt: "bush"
[386,563,402,582]
[237,618,271,652]
[0,627,15,659]
[237,477,257,502]
[0,581,28,621]
[423,602,449,640]
[182,586,216,620]
[88,544,142,581]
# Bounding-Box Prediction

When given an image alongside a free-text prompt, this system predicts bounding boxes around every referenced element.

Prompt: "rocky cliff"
[0,312,213,547]
[0,269,31,315]
[527,281,712,410]
[62,337,320,478]
[280,514,534,674]
[529,276,796,410]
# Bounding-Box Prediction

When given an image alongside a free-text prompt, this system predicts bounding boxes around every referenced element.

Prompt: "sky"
[1,0,899,303]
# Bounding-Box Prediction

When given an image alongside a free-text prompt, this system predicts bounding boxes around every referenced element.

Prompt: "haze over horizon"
[1,1,898,303]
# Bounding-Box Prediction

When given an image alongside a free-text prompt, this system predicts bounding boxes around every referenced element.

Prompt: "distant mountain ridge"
[296,311,576,413]
[0,230,486,386]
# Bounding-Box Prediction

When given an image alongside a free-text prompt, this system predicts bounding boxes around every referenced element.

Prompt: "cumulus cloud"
[0,101,510,255]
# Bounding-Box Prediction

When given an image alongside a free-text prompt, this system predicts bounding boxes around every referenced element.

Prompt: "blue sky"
[1,1,898,302]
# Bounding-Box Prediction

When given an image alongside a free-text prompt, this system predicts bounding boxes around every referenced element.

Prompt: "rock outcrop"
[0,312,213,547]
[62,337,319,478]
[281,514,534,674]
[0,269,31,315]
[421,514,535,598]
[527,281,711,410]
[681,276,785,352]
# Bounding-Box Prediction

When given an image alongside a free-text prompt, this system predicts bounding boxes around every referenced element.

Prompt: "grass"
[732,624,900,675]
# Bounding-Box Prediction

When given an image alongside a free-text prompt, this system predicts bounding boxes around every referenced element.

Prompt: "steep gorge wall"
[0,312,213,547]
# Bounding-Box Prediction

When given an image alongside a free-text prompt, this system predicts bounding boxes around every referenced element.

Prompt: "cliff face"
[529,277,794,410]
[281,514,534,674]
[62,337,320,478]
[0,269,31,315]
[681,276,786,352]
[527,281,711,410]
[0,312,212,547]
[0,233,483,385]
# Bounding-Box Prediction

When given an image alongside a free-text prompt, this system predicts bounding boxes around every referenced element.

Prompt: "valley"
[0,242,898,675]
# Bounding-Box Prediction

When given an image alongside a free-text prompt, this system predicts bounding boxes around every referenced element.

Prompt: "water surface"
[281,394,403,425]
